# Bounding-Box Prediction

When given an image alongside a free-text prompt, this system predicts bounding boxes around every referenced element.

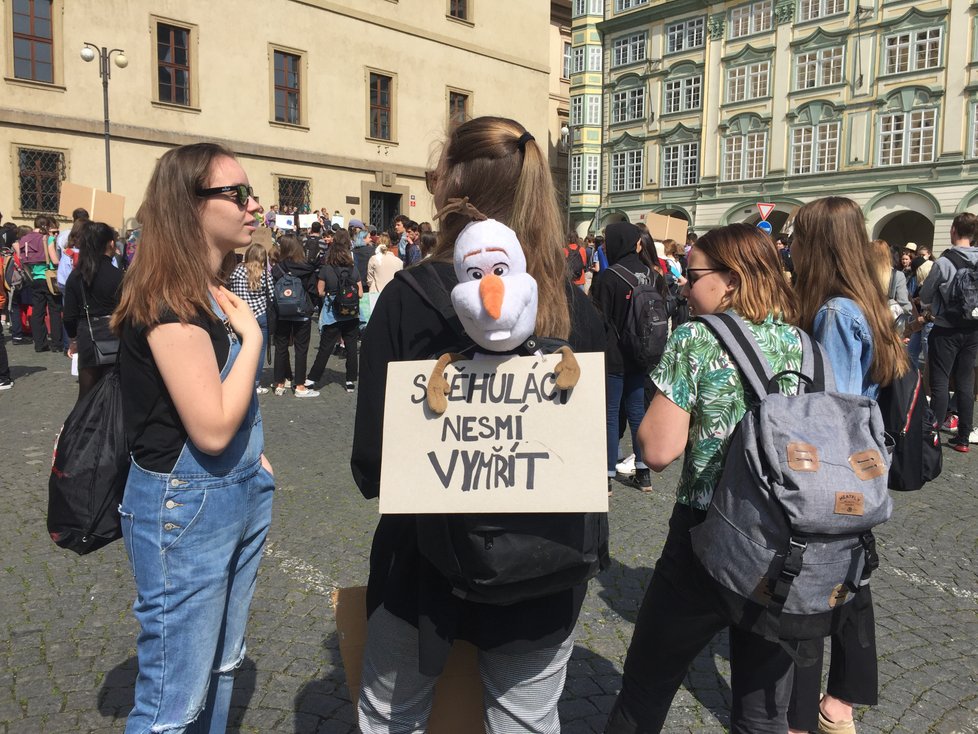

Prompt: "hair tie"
[516,131,535,152]
[433,196,488,222]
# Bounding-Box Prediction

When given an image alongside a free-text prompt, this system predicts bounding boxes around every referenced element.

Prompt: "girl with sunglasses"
[605,223,801,733]
[112,142,274,733]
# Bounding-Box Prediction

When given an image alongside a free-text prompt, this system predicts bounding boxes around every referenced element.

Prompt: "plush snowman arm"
[427,353,468,414]
[553,345,581,390]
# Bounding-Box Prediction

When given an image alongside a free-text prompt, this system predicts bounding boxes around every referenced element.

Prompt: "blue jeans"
[606,372,647,475]
[256,311,268,387]
[120,296,274,733]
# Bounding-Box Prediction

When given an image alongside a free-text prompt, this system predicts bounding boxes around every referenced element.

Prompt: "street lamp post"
[560,122,572,234]
[80,43,128,192]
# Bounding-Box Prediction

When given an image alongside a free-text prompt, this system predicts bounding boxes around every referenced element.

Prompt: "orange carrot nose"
[479,273,504,320]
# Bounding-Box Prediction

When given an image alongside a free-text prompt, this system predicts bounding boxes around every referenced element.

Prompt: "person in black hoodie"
[589,221,658,492]
[351,116,607,733]
[271,234,320,397]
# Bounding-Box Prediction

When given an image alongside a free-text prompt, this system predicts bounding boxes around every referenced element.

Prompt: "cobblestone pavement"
[1,338,977,733]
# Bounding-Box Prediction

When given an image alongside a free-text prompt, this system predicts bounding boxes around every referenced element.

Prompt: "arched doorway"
[744,210,790,236]
[875,211,934,250]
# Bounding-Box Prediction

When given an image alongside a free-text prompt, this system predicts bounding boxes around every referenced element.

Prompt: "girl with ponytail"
[351,116,607,733]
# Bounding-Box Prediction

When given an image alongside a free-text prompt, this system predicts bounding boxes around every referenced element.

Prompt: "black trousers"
[787,587,878,730]
[31,283,62,350]
[273,318,311,386]
[308,319,359,384]
[0,331,10,382]
[604,504,794,734]
[928,326,978,438]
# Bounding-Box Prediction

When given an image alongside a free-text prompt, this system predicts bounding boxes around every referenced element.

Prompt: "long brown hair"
[326,230,354,267]
[694,223,797,324]
[792,196,907,386]
[112,143,235,330]
[243,243,267,291]
[430,116,570,339]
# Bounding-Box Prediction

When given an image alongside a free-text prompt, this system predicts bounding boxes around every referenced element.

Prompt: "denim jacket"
[812,297,879,399]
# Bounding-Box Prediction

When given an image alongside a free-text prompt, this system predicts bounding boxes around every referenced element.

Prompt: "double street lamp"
[80,43,128,192]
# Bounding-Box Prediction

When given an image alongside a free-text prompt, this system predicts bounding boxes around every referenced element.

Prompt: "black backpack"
[332,265,360,318]
[273,264,312,321]
[941,249,978,324]
[48,369,130,555]
[876,361,942,491]
[398,265,610,605]
[303,236,325,266]
[565,243,585,281]
[608,264,671,371]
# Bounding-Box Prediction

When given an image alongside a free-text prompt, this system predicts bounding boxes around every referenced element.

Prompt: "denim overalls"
[120,298,275,734]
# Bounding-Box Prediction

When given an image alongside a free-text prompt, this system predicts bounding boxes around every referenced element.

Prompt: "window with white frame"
[884,28,942,75]
[724,131,767,180]
[589,46,603,72]
[573,47,586,74]
[586,95,601,125]
[726,61,770,102]
[615,0,648,11]
[574,0,603,15]
[571,95,584,125]
[664,75,702,113]
[666,17,705,53]
[613,32,647,67]
[662,142,699,187]
[584,154,600,192]
[798,0,845,22]
[972,102,978,158]
[611,150,644,192]
[729,0,772,39]
[790,122,840,174]
[570,155,583,193]
[879,109,936,165]
[795,46,844,89]
[611,87,646,123]
[563,42,572,78]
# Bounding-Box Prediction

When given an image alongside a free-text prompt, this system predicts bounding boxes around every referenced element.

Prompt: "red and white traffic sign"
[757,202,775,221]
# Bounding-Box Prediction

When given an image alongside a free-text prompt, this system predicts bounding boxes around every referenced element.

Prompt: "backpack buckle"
[781,538,807,579]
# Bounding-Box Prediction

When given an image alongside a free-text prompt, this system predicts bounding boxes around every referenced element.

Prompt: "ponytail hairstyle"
[76,221,117,288]
[792,196,908,386]
[112,142,235,331]
[429,116,570,339]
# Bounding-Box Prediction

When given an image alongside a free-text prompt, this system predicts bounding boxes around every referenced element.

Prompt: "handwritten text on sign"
[380,353,607,514]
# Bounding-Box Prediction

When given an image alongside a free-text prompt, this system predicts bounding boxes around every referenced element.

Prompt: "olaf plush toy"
[426,216,581,414]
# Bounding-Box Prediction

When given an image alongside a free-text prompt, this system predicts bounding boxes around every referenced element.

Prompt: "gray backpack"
[689,313,893,656]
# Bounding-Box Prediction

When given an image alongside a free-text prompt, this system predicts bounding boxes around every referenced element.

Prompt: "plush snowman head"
[450,219,538,352]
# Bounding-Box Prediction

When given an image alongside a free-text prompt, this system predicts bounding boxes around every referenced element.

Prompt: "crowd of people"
[2,114,977,734]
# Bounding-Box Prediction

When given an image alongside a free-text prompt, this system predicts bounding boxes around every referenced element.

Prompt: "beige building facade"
[567,0,978,251]
[2,0,559,234]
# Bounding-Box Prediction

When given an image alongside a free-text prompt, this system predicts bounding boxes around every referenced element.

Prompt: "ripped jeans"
[120,456,274,733]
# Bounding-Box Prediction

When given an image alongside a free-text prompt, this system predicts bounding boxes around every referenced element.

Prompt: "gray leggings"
[358,605,575,734]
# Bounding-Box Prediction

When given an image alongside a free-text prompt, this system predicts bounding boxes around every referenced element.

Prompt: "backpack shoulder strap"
[608,263,638,289]
[397,265,467,342]
[696,312,774,398]
[943,248,971,270]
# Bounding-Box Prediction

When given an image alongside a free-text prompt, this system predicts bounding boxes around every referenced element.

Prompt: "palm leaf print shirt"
[651,313,803,511]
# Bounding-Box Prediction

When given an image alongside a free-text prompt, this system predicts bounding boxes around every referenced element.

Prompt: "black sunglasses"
[196,184,255,206]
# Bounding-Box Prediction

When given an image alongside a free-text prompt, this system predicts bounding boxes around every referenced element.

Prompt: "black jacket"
[351,260,606,674]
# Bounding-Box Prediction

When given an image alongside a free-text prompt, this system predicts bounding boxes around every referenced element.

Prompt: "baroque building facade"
[2,0,565,233]
[569,0,978,251]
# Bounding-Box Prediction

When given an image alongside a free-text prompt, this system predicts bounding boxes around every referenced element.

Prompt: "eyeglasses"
[686,267,729,286]
[196,184,255,207]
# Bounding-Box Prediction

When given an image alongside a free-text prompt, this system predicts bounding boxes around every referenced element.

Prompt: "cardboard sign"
[334,587,486,733]
[59,182,126,228]
[380,353,607,514]
[278,214,295,230]
[645,212,688,243]
[332,214,345,228]
[298,213,318,229]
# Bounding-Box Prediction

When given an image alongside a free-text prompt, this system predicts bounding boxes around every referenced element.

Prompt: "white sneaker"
[295,388,319,398]
[304,379,315,388]
[615,454,636,476]
[256,386,269,395]
[970,427,978,444]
